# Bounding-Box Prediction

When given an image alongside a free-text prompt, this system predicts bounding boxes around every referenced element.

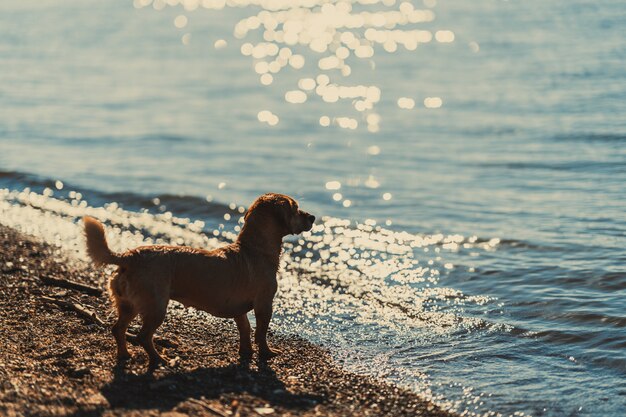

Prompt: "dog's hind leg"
[112,300,137,362]
[234,314,253,358]
[137,303,167,370]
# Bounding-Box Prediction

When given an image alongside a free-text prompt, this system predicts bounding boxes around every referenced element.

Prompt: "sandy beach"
[0,224,453,417]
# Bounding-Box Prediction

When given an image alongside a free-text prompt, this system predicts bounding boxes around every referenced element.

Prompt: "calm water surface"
[1,1,625,416]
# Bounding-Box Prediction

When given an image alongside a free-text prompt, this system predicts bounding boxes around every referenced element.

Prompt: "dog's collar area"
[237,239,282,269]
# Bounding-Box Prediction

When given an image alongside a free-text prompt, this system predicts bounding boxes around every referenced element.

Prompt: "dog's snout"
[308,215,315,224]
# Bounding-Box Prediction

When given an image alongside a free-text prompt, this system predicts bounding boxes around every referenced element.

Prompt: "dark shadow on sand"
[67,359,320,417]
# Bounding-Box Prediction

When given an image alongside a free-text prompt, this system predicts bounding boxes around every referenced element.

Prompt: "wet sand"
[0,224,454,417]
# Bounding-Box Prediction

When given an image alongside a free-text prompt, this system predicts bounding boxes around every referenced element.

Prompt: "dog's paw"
[259,347,281,360]
[116,353,132,364]
[147,354,168,372]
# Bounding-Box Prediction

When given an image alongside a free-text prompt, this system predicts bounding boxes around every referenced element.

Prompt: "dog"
[83,193,315,369]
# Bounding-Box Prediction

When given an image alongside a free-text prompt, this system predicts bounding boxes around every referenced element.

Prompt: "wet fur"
[83,193,314,369]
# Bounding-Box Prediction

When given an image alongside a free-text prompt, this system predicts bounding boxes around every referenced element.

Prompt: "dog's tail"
[83,216,125,266]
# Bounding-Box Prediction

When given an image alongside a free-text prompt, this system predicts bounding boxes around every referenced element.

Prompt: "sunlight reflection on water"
[134,0,451,130]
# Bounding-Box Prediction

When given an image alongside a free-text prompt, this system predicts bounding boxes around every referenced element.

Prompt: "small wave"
[0,170,238,225]
[0,169,57,189]
[478,160,626,174]
[528,310,626,329]
[0,169,23,179]
[488,237,559,251]
[50,134,194,146]
[551,132,626,143]
[559,271,626,292]
[529,330,626,374]
[146,134,193,143]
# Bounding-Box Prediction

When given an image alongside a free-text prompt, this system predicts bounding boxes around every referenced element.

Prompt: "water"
[1,1,625,416]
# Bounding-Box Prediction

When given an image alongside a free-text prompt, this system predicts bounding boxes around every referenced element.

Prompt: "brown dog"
[83,193,315,369]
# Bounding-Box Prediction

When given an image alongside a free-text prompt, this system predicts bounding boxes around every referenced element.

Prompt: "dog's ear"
[277,199,299,234]
[279,204,292,231]
[263,197,293,233]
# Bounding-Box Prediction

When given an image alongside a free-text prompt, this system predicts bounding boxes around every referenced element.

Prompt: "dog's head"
[244,193,315,236]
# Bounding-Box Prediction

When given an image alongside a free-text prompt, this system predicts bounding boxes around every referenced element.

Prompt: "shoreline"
[0,224,454,417]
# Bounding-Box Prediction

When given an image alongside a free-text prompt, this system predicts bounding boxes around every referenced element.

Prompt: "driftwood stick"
[39,275,102,296]
[41,295,182,349]
[186,398,230,417]
[41,296,105,326]
[125,333,179,349]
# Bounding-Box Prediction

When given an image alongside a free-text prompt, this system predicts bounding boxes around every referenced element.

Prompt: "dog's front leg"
[234,314,253,358]
[254,301,280,359]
